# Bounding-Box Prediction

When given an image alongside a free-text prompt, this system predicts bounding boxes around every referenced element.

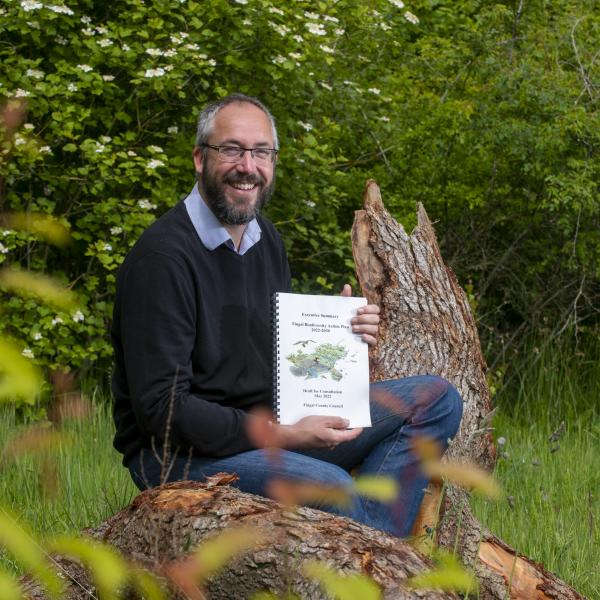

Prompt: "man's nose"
[236,149,257,172]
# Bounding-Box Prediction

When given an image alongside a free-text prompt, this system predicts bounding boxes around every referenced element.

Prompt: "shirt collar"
[184,185,261,255]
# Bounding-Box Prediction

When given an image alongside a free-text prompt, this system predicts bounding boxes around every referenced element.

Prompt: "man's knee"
[425,375,463,440]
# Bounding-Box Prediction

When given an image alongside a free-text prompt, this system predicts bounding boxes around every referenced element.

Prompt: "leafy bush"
[1,0,598,383]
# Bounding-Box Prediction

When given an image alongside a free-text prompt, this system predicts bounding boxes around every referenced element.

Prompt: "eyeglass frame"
[201,143,279,164]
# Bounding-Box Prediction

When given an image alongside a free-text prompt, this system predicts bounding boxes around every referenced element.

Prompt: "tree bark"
[22,181,586,600]
[351,180,585,600]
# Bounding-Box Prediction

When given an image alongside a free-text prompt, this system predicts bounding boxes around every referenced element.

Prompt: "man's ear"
[192,146,204,176]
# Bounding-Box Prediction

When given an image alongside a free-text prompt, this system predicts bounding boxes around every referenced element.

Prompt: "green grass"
[1,342,598,597]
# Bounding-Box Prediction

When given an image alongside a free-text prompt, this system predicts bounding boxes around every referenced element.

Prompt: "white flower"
[148,145,163,153]
[26,69,45,79]
[95,26,108,34]
[77,64,93,72]
[380,22,391,31]
[234,0,248,4]
[81,15,91,24]
[379,115,390,122]
[288,52,301,60]
[403,10,419,24]
[28,20,40,29]
[387,0,404,7]
[102,243,112,252]
[22,347,35,359]
[179,31,188,38]
[170,35,183,44]
[319,81,333,91]
[184,43,200,51]
[110,226,123,235]
[292,34,304,43]
[368,87,381,95]
[138,199,157,210]
[164,64,174,71]
[51,316,64,325]
[270,23,290,36]
[242,19,252,26]
[33,332,42,341]
[297,121,313,132]
[102,74,115,81]
[144,68,166,78]
[207,59,216,67]
[147,159,165,169]
[304,199,316,208]
[72,310,85,322]
[82,28,95,36]
[305,22,327,36]
[0,242,8,254]
[497,436,506,446]
[163,48,177,57]
[334,28,345,36]
[39,145,52,153]
[1,230,12,236]
[15,135,27,146]
[167,126,178,134]
[48,4,74,14]
[272,55,286,65]
[98,38,113,47]
[146,48,164,56]
[320,44,335,54]
[127,150,137,156]
[122,44,131,51]
[14,89,31,98]
[268,6,284,15]
[56,34,68,44]
[67,83,78,92]
[323,15,339,23]
[304,11,319,19]
[21,0,43,11]
[95,143,106,153]
[24,123,35,130]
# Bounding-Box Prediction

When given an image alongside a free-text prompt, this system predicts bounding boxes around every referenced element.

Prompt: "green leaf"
[407,552,478,594]
[48,536,129,600]
[354,475,399,502]
[0,509,63,598]
[303,561,382,600]
[0,338,43,404]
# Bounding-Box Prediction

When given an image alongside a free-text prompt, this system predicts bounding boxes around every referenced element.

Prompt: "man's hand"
[278,415,363,449]
[341,284,380,346]
[247,410,362,450]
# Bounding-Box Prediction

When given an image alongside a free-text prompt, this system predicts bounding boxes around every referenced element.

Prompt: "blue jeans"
[127,375,463,538]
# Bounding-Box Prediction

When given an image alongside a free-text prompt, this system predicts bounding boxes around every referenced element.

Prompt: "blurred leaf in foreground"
[129,568,167,600]
[303,561,382,600]
[0,338,43,403]
[267,478,351,509]
[354,475,399,503]
[0,213,70,247]
[164,527,261,600]
[48,537,128,600]
[407,551,478,594]
[0,566,23,600]
[0,509,63,598]
[0,267,78,311]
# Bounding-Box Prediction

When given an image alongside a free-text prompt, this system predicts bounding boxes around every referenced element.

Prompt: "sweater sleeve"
[117,250,255,457]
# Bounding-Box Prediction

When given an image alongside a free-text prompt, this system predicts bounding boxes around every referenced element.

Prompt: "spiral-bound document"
[272,292,372,428]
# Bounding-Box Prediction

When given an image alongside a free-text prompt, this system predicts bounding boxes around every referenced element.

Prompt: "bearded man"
[112,93,463,538]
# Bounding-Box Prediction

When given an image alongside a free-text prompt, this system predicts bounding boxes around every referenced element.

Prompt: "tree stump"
[22,181,586,600]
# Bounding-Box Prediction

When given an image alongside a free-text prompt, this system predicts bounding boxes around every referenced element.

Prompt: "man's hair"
[195,93,279,153]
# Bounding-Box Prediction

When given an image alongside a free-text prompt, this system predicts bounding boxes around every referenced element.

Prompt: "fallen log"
[351,180,585,600]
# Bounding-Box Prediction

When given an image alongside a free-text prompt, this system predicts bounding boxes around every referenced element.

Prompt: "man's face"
[193,102,276,226]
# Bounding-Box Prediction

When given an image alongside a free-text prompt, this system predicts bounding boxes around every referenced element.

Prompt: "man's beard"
[200,167,275,226]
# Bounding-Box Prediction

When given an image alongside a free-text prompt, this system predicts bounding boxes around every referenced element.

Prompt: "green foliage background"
[1,0,598,384]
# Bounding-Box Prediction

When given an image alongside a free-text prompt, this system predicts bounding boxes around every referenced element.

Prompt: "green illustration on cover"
[286,342,355,381]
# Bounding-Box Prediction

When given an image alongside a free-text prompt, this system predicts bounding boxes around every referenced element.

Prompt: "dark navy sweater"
[111,201,291,464]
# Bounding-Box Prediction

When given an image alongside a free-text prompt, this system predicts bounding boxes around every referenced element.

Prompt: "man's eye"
[221,146,242,157]
[253,149,271,159]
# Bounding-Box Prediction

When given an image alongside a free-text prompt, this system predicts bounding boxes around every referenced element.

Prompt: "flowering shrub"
[0,0,419,379]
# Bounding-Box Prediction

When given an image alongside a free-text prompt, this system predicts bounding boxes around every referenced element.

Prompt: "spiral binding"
[271,292,281,422]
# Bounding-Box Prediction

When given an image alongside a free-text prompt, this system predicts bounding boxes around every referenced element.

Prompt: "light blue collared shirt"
[184,185,262,255]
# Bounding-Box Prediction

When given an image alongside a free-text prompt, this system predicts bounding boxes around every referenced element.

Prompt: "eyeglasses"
[202,144,278,165]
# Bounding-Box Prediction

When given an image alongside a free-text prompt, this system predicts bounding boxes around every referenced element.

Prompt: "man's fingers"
[340,284,352,297]
[331,427,363,443]
[361,333,377,346]
[322,416,350,429]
